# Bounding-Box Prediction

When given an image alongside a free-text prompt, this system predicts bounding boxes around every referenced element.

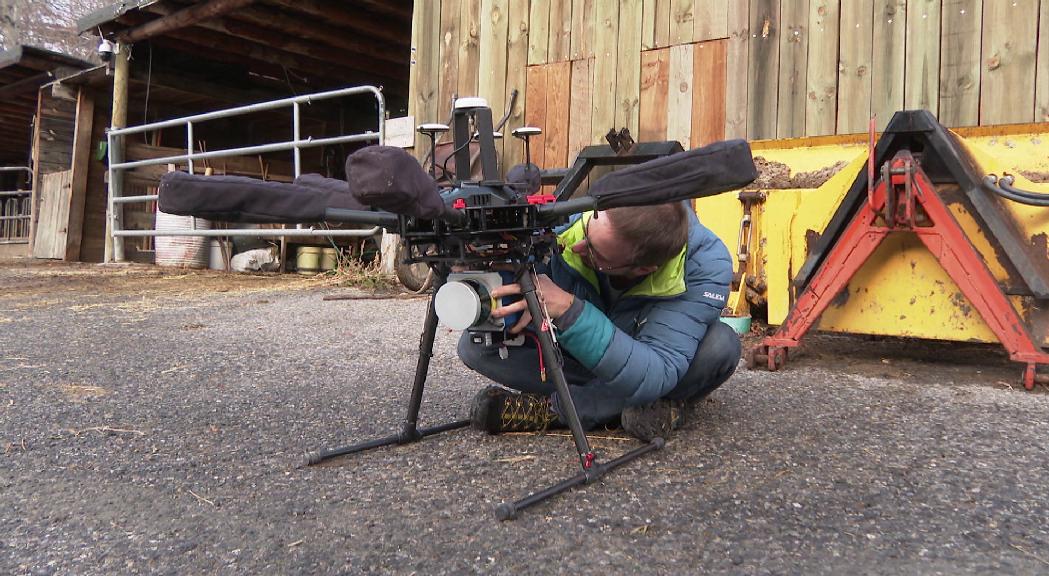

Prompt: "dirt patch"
[1019,170,1049,183]
[750,157,849,189]
[0,259,395,310]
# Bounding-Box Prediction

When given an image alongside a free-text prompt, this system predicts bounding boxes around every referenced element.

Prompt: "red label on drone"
[452,198,467,209]
[526,194,557,205]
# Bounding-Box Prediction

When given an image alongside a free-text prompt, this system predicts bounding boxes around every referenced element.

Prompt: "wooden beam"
[193,4,406,65]
[64,87,94,262]
[117,0,257,43]
[143,3,405,72]
[262,0,407,45]
[0,71,55,99]
[140,22,407,89]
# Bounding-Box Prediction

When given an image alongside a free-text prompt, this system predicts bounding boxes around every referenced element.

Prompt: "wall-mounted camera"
[97,38,115,63]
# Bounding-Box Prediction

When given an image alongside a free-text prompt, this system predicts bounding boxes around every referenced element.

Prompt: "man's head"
[570,202,689,279]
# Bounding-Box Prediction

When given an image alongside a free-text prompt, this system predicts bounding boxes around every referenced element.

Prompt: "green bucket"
[719,315,752,335]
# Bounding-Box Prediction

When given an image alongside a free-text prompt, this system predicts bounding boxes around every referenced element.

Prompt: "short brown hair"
[606,202,689,267]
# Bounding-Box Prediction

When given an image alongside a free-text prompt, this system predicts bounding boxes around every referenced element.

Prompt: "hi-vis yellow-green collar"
[557,211,687,298]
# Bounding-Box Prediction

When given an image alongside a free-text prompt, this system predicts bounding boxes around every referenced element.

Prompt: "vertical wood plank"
[695,0,729,41]
[777,0,808,138]
[640,48,671,140]
[616,0,644,136]
[725,0,749,138]
[438,0,462,117]
[980,0,1039,125]
[505,0,530,168]
[525,65,548,168]
[479,0,509,161]
[545,61,573,170]
[747,0,780,139]
[692,39,727,147]
[667,43,694,146]
[654,0,672,47]
[871,0,906,131]
[549,0,573,61]
[458,0,482,98]
[27,90,44,254]
[643,0,658,49]
[837,0,873,134]
[939,0,981,127]
[904,0,941,116]
[529,0,551,64]
[670,0,694,44]
[591,0,620,143]
[410,0,441,155]
[570,0,595,58]
[568,58,595,163]
[1038,0,1049,122]
[805,0,837,135]
[65,87,94,261]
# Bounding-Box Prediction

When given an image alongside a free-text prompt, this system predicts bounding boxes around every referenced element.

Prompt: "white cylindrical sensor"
[434,280,495,330]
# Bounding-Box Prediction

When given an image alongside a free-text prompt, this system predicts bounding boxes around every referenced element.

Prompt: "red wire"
[526,332,545,382]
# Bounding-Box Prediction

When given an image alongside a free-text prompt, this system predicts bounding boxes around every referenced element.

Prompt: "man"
[457,200,741,441]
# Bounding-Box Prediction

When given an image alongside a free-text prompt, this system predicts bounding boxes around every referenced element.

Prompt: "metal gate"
[0,167,32,244]
[106,86,387,263]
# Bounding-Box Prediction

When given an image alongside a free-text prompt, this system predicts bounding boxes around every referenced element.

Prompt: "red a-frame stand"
[750,150,1049,389]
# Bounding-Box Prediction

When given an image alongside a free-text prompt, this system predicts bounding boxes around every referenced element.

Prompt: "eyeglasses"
[582,217,634,273]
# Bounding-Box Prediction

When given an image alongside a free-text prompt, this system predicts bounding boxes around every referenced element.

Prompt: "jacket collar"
[557,211,687,298]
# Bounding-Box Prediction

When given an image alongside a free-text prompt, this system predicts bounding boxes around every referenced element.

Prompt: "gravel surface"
[2,262,1048,575]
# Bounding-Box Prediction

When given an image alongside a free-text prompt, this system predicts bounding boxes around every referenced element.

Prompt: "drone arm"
[323,208,401,229]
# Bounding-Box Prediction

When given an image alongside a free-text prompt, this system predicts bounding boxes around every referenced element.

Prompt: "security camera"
[97,38,115,62]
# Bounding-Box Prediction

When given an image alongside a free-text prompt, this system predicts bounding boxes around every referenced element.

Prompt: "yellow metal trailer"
[696,122,1049,347]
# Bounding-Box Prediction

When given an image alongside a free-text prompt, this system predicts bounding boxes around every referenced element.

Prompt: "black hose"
[983,175,1049,207]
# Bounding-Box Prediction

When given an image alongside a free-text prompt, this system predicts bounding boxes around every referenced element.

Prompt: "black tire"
[395,244,432,292]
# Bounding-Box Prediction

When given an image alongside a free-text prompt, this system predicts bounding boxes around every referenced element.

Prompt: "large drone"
[159,97,757,519]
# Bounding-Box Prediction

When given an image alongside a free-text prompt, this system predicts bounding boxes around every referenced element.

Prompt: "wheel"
[394,244,432,292]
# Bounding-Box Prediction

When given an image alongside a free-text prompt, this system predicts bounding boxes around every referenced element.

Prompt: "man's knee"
[699,320,742,373]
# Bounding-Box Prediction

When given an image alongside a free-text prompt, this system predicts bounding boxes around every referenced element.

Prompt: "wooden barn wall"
[410,0,1049,174]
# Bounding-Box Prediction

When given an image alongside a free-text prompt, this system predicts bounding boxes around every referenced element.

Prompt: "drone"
[159,96,757,519]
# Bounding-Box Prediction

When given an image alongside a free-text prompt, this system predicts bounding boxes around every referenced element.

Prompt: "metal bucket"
[155,210,210,268]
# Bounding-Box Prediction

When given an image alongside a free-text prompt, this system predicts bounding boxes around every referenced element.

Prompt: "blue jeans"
[457,321,741,429]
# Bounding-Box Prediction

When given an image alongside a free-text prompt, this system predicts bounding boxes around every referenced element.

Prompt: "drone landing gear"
[306,270,664,520]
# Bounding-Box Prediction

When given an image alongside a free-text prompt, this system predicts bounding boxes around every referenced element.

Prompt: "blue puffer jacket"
[547,208,732,406]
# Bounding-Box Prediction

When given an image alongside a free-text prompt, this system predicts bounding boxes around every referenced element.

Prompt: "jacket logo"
[703,291,726,302]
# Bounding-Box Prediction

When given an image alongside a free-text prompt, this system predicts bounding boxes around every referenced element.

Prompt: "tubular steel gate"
[106,86,387,262]
[0,167,32,244]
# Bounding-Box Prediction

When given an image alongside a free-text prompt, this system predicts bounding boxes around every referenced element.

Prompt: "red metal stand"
[750,151,1049,389]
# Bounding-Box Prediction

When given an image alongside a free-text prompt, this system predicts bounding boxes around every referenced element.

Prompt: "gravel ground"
[2,262,1048,575]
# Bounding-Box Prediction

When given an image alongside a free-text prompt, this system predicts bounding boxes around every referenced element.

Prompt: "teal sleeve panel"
[556,300,614,369]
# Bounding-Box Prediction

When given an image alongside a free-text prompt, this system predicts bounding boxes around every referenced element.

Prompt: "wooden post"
[27,89,43,255]
[105,44,130,263]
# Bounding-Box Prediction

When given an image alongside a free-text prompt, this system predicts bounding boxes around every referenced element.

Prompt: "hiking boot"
[470,386,560,434]
[621,399,686,442]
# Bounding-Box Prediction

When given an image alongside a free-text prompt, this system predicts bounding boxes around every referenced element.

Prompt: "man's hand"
[490,274,574,334]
